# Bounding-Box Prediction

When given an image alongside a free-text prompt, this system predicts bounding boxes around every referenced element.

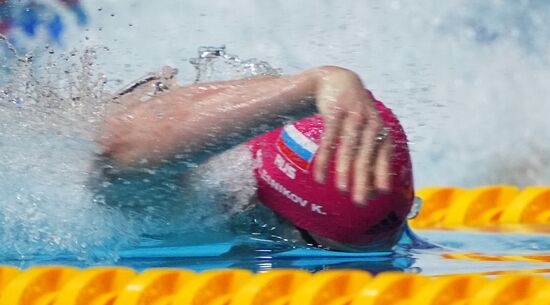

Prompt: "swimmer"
[94,65,414,252]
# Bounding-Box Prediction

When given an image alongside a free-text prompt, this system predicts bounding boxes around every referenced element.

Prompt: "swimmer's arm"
[97,67,326,167]
[90,72,321,204]
[98,66,390,203]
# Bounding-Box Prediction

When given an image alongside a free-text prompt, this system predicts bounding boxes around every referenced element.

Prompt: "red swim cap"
[246,100,414,244]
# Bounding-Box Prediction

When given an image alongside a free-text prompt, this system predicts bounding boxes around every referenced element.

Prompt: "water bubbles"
[189,46,281,83]
[0,39,132,261]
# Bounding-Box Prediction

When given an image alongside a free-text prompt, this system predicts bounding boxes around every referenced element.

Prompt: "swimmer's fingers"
[314,112,343,184]
[113,79,160,111]
[114,66,179,108]
[352,120,384,206]
[335,113,363,192]
[373,134,392,192]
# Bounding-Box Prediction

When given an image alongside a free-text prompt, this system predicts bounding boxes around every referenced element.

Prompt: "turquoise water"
[113,230,550,274]
[2,223,549,275]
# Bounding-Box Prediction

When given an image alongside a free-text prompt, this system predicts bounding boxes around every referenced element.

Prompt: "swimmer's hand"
[312,67,391,205]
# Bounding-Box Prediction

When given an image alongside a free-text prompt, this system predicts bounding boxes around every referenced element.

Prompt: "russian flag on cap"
[276,124,319,171]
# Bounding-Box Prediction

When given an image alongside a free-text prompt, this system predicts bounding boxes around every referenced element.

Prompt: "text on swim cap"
[259,169,327,215]
[274,153,297,179]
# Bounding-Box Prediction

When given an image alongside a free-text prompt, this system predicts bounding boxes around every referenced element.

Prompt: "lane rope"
[0,266,548,305]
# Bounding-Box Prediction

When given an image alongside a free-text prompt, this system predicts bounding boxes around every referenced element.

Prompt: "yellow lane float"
[0,267,548,305]
[410,185,550,231]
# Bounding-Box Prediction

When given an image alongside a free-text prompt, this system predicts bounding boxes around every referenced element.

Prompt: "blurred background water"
[70,0,550,188]
[5,0,549,186]
[0,0,549,265]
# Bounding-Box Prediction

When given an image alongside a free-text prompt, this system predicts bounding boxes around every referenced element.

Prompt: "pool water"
[115,229,550,274]
[2,223,549,276]
[0,132,546,275]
